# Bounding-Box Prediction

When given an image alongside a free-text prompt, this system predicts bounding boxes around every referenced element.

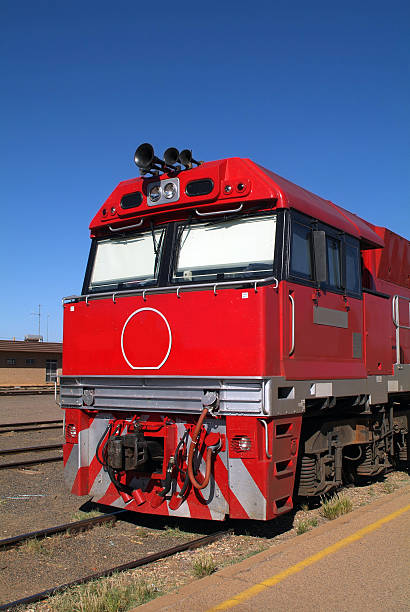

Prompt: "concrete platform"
[136,487,410,612]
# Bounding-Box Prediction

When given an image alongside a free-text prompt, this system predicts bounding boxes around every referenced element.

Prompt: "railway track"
[0,524,230,610]
[0,443,63,470]
[0,419,64,469]
[0,419,63,434]
[0,443,62,455]
[0,511,126,551]
[0,455,63,469]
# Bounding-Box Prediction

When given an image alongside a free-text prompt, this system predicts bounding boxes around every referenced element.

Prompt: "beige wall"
[0,352,62,386]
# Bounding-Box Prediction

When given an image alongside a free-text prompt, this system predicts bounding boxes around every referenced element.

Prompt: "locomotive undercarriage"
[61,376,409,518]
[296,399,409,497]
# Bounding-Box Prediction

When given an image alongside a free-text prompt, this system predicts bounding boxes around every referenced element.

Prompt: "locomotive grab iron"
[61,145,409,520]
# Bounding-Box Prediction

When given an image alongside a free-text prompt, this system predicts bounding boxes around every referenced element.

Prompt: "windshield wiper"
[151,223,165,277]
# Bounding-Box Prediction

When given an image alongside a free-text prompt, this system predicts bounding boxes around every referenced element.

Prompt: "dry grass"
[192,554,217,578]
[296,517,318,535]
[45,574,161,612]
[382,481,398,494]
[20,537,50,556]
[136,527,150,538]
[320,493,353,520]
[71,509,102,522]
[164,525,184,538]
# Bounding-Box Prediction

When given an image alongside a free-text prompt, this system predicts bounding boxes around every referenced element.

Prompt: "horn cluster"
[134,143,202,176]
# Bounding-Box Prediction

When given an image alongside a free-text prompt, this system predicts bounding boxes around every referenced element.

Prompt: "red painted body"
[61,155,410,521]
[63,286,280,377]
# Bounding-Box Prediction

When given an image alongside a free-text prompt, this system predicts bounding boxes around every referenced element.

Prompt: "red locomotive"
[61,145,409,520]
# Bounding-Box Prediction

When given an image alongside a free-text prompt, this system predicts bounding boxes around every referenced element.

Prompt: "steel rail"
[0,444,62,456]
[0,529,231,610]
[0,388,56,396]
[0,511,126,551]
[0,424,62,434]
[0,456,63,470]
[0,419,62,428]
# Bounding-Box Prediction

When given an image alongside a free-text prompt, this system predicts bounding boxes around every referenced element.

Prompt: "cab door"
[281,213,367,382]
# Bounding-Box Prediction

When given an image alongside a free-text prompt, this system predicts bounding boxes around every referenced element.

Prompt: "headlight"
[163,182,177,199]
[231,435,252,452]
[149,185,161,202]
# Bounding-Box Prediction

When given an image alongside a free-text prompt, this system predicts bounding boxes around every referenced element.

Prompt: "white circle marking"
[120,307,172,370]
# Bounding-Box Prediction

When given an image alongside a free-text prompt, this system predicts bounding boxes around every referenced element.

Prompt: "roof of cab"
[90,156,384,249]
[248,161,384,249]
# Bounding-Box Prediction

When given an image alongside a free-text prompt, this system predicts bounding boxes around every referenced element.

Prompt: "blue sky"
[1,0,409,341]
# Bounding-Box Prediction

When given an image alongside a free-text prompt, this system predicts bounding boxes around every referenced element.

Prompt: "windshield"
[88,227,165,292]
[173,214,277,283]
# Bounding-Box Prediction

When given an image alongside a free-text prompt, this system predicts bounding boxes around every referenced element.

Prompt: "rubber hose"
[187,407,214,490]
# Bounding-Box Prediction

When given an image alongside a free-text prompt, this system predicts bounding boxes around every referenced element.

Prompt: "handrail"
[258,419,272,459]
[108,219,143,232]
[392,294,410,365]
[62,275,279,305]
[195,203,243,217]
[289,292,295,356]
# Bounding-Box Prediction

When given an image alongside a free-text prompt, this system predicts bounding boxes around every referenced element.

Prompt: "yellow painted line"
[207,503,410,611]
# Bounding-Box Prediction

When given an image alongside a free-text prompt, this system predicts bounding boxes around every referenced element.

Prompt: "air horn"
[134,143,203,175]
[163,147,180,167]
[134,143,165,175]
[179,149,202,169]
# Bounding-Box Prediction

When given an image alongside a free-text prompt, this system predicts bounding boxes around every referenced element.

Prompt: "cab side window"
[290,222,312,280]
[345,241,360,294]
[326,236,342,289]
[289,213,361,298]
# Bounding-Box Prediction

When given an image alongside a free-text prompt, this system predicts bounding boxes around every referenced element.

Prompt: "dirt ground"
[0,520,202,605]
[0,394,62,425]
[0,395,409,610]
[9,470,407,612]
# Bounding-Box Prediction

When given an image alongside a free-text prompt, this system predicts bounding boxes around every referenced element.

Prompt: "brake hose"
[187,407,215,490]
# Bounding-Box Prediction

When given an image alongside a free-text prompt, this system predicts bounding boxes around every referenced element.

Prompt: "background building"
[0,339,62,386]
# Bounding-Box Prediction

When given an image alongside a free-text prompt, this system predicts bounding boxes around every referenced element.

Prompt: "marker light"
[185,179,214,197]
[164,182,177,199]
[120,191,143,210]
[66,424,77,438]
